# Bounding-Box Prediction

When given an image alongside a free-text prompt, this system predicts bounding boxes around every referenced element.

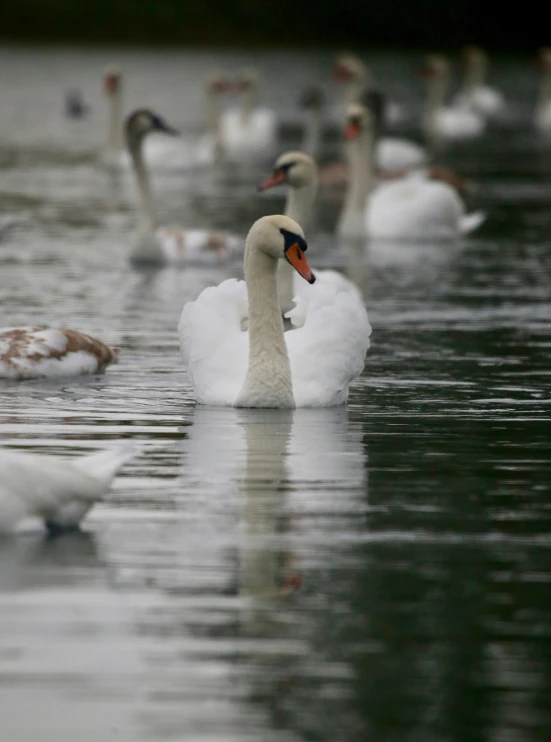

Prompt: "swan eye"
[280,229,307,253]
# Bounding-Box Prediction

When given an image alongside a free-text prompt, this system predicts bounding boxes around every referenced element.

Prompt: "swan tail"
[73,441,137,489]
[460,210,486,234]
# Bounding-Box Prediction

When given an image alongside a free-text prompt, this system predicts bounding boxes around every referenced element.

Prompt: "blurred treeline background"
[0,1,544,49]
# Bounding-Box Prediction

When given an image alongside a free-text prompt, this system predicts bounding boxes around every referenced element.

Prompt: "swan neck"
[238,244,294,408]
[206,86,222,144]
[342,76,367,109]
[301,108,322,156]
[106,90,123,157]
[241,84,257,124]
[277,177,317,312]
[539,67,551,107]
[463,62,485,92]
[344,129,373,215]
[129,139,155,233]
[425,75,448,128]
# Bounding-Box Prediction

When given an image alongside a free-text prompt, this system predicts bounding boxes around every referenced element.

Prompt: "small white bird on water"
[0,442,136,537]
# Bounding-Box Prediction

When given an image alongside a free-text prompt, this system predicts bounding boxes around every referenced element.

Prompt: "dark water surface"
[0,47,550,741]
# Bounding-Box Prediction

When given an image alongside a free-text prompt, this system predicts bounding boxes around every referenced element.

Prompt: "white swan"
[420,54,486,140]
[298,86,326,158]
[453,46,506,117]
[195,74,237,166]
[220,69,278,159]
[125,109,241,266]
[179,215,371,408]
[0,442,136,535]
[259,151,362,314]
[100,65,129,169]
[338,103,485,241]
[334,56,426,171]
[535,48,551,132]
[0,327,118,379]
[100,66,217,171]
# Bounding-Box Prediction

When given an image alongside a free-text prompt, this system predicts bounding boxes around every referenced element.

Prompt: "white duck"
[179,215,371,408]
[220,69,278,159]
[259,151,362,314]
[125,109,241,266]
[334,54,427,171]
[535,48,551,132]
[0,442,136,536]
[0,327,118,379]
[420,54,485,141]
[453,46,506,117]
[338,103,485,241]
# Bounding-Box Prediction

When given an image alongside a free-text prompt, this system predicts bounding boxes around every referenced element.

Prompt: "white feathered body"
[220,107,278,158]
[454,85,506,117]
[179,278,371,408]
[427,106,485,139]
[376,137,428,171]
[132,228,242,267]
[367,175,485,240]
[0,443,135,532]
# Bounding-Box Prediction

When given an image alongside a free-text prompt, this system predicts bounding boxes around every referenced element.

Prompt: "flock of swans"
[1,46,549,535]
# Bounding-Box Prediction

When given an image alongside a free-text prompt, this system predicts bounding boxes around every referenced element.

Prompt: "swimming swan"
[420,54,485,141]
[453,46,506,117]
[220,69,278,159]
[125,109,241,266]
[259,151,362,314]
[338,103,485,241]
[179,215,371,408]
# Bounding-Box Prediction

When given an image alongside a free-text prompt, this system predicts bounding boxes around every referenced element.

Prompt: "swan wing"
[285,283,371,407]
[179,278,249,405]
[368,178,464,239]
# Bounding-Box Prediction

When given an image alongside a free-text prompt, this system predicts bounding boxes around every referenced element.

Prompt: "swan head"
[298,86,326,111]
[204,73,236,94]
[343,103,373,140]
[259,152,317,191]
[103,65,122,96]
[333,54,370,86]
[125,109,179,148]
[419,54,450,80]
[538,48,551,70]
[462,45,487,70]
[247,215,315,284]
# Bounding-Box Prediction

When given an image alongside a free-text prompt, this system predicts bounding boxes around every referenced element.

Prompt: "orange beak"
[285,242,316,284]
[258,170,286,192]
[344,120,361,140]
